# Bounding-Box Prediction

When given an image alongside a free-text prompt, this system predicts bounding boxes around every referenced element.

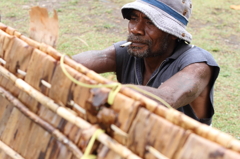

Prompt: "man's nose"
[130,22,145,36]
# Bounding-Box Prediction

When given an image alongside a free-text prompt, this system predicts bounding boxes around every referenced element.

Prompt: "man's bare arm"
[72,45,116,73]
[136,62,213,118]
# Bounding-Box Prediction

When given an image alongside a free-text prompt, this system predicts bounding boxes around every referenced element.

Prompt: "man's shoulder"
[188,45,218,64]
[177,42,212,56]
[175,43,217,62]
[169,42,219,71]
[190,45,213,55]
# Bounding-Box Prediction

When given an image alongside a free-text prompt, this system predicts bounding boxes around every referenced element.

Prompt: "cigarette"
[120,42,132,47]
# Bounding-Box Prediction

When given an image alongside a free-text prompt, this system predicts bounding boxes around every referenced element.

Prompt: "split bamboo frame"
[0,22,240,156]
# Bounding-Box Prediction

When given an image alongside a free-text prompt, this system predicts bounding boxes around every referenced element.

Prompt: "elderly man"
[72,0,220,125]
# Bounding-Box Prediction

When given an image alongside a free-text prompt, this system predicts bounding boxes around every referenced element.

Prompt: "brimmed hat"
[121,0,192,43]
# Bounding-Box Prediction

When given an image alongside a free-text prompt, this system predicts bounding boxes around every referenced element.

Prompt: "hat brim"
[121,0,192,43]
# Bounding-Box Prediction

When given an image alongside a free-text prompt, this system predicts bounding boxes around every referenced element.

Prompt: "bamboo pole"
[0,86,83,158]
[0,65,141,159]
[0,140,25,159]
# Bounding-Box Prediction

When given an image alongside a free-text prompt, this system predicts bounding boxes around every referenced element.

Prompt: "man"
[72,0,220,125]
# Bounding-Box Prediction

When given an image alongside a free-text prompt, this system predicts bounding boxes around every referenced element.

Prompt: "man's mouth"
[131,42,147,47]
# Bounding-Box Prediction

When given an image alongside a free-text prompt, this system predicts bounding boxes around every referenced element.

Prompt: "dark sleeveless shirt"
[114,41,220,125]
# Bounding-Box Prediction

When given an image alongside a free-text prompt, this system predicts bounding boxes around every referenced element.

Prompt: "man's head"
[122,0,192,42]
[126,10,175,58]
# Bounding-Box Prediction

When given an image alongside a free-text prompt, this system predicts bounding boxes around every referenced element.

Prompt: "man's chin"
[127,50,148,58]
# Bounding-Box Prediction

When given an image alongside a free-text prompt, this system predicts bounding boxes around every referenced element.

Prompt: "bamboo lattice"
[0,22,240,159]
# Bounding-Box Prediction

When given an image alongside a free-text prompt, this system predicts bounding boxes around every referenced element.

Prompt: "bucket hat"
[121,0,192,43]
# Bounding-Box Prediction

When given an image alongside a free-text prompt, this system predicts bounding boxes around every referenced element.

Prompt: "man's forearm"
[133,85,176,108]
[72,51,106,73]
[72,45,116,73]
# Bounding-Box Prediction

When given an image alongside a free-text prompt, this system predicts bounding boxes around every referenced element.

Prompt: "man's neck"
[142,56,166,85]
[142,41,177,85]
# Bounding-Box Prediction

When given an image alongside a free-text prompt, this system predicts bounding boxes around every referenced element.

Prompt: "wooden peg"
[111,124,128,138]
[17,69,27,76]
[146,146,169,159]
[0,58,6,65]
[41,79,51,88]
[68,100,86,114]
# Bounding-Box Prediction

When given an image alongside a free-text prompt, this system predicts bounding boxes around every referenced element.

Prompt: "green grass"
[0,0,239,139]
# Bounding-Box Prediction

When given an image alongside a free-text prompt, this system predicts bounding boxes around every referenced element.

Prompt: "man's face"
[127,10,172,58]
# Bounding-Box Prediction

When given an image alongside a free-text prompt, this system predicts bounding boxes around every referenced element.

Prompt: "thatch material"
[29,6,58,48]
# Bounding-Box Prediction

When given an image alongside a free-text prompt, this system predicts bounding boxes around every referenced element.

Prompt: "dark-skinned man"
[72,0,220,125]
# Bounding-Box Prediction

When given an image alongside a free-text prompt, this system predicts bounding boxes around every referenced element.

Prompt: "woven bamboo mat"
[0,22,240,159]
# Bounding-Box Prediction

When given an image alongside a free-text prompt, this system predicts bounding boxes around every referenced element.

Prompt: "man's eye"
[147,21,154,25]
[130,17,137,21]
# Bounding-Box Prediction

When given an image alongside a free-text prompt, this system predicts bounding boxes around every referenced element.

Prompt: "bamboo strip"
[0,95,14,137]
[0,86,83,158]
[0,140,24,159]
[0,65,141,159]
[1,22,239,153]
[0,107,22,148]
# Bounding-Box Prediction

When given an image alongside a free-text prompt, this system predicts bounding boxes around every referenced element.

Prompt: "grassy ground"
[0,0,239,139]
[188,0,240,139]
